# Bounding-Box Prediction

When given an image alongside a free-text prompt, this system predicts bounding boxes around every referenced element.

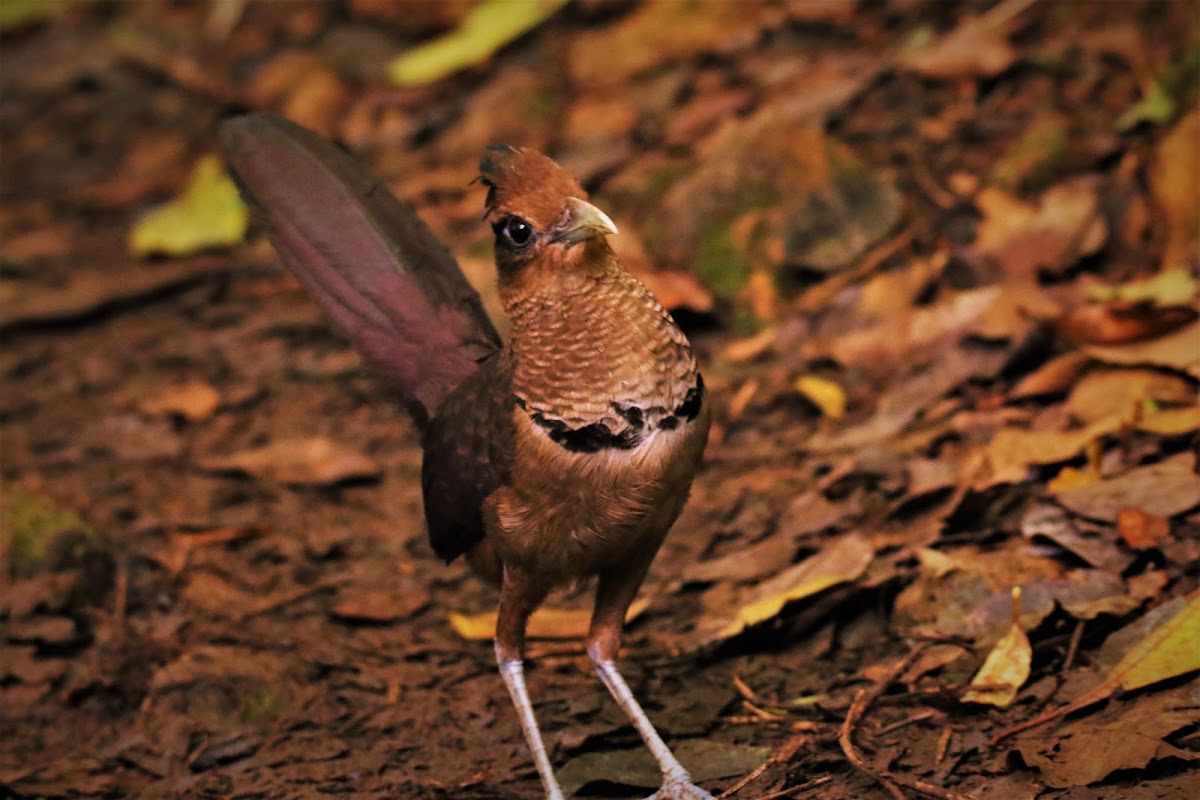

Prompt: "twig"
[717,733,808,799]
[1062,620,1084,675]
[753,774,833,800]
[935,726,953,764]
[794,226,915,315]
[839,647,979,800]
[234,577,342,622]
[841,687,906,800]
[113,555,129,622]
[877,710,937,735]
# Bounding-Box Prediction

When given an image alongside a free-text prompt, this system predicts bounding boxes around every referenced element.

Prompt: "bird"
[220,114,713,800]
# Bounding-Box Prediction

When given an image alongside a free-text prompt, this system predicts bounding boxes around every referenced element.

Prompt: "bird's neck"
[501,243,698,426]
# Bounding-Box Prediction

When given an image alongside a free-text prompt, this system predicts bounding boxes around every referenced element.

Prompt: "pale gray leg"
[497,644,566,800]
[591,652,715,800]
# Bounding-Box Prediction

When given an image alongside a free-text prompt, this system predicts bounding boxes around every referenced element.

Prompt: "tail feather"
[219,114,501,428]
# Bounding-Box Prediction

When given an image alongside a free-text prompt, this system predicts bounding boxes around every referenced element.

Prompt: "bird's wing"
[220,114,501,428]
[420,352,516,563]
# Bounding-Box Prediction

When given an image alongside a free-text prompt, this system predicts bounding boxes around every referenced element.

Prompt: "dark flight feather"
[220,114,501,429]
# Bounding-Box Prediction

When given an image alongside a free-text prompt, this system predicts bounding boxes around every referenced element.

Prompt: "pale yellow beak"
[553,197,619,244]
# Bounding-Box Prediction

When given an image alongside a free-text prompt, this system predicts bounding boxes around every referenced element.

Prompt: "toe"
[648,778,715,800]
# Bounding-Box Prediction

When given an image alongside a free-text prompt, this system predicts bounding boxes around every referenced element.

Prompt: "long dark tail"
[219,114,501,429]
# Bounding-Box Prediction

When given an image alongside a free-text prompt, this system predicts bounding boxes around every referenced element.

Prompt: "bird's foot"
[647,775,715,800]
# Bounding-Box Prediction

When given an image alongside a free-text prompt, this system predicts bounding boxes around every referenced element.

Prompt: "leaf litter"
[2,2,1199,798]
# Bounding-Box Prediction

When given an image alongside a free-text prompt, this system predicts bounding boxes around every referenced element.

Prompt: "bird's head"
[478,145,618,279]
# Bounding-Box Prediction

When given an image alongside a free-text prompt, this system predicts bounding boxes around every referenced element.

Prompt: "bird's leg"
[495,566,564,800]
[588,570,714,800]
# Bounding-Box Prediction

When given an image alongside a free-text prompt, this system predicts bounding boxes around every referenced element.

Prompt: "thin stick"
[839,647,979,800]
[1062,620,1084,675]
[717,733,808,799]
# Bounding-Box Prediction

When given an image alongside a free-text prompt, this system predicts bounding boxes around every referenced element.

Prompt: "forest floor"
[2,1,1198,798]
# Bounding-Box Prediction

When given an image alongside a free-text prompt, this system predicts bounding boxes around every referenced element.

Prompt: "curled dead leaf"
[1057,301,1197,346]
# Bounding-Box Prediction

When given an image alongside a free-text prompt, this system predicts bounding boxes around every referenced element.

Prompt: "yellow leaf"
[962,588,1031,707]
[1047,465,1100,493]
[993,590,1200,743]
[1112,591,1200,691]
[714,533,873,641]
[1149,111,1200,269]
[1138,404,1200,436]
[448,597,650,642]
[1087,267,1197,305]
[794,375,847,419]
[388,0,570,86]
[130,155,249,257]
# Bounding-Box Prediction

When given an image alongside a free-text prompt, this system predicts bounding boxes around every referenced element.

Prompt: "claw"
[647,776,715,800]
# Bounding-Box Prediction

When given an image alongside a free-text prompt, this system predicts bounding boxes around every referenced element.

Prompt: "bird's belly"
[485,404,708,582]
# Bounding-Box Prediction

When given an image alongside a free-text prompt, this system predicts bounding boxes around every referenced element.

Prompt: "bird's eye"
[493,216,534,248]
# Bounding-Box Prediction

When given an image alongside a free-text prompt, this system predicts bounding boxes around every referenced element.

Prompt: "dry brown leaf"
[140,380,221,422]
[683,535,797,584]
[709,532,873,642]
[1054,451,1200,523]
[973,178,1106,278]
[962,588,1031,707]
[607,220,714,313]
[721,327,777,363]
[985,416,1121,486]
[636,269,715,314]
[1149,110,1200,269]
[568,1,764,88]
[448,597,650,642]
[1066,367,1195,425]
[1084,319,1200,378]
[151,527,256,576]
[331,587,430,623]
[1138,404,1200,435]
[1017,685,1200,788]
[1009,351,1092,399]
[281,67,349,139]
[149,645,290,693]
[0,257,231,330]
[199,437,380,486]
[1116,508,1172,550]
[828,286,1000,367]
[1021,504,1128,572]
[1057,301,1197,346]
[899,0,1037,78]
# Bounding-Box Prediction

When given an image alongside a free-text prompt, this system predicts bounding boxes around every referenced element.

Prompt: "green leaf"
[1117,38,1200,131]
[130,155,249,258]
[0,0,72,32]
[1117,80,1176,131]
[388,0,570,87]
